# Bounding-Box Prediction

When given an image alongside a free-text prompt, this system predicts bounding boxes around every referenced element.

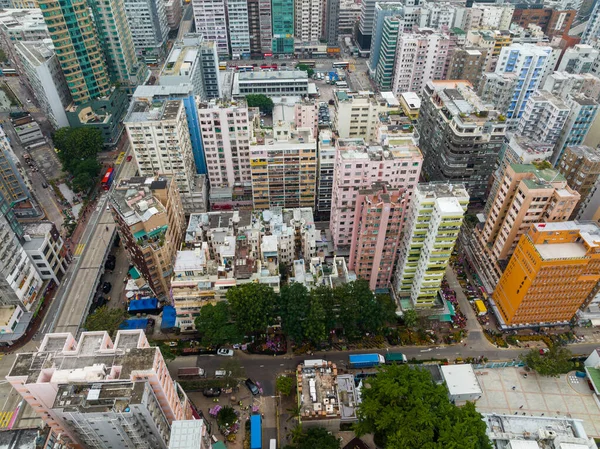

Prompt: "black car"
[202,388,221,397]
[102,282,112,294]
[245,378,260,395]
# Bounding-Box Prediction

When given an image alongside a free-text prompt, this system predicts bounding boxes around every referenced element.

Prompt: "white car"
[217,348,234,357]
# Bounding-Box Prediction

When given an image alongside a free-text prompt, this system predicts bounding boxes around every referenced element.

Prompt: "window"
[32,255,42,260]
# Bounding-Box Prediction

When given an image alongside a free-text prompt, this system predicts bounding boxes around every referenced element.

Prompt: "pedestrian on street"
[512,386,516,390]
[519,405,523,409]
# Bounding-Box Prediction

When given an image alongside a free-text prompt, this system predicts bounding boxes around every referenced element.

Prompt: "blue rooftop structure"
[161,305,176,330]
[128,297,159,314]
[250,415,261,449]
[119,318,149,330]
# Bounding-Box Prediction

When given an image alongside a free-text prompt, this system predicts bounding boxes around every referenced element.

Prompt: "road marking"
[260,365,264,368]
[280,364,284,366]
[74,243,85,256]
[0,411,13,428]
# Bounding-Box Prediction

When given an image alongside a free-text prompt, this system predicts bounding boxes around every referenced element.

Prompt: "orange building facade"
[492,222,600,326]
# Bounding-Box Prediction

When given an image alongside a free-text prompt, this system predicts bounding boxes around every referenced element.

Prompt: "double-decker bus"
[332,61,350,69]
[298,60,316,68]
[219,62,227,71]
[236,65,254,72]
[260,64,278,70]
[101,167,115,191]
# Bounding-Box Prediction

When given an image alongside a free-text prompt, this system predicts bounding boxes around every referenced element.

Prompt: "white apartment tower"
[124,99,200,213]
[124,0,169,60]
[295,0,323,43]
[227,0,252,59]
[394,183,469,308]
[192,0,229,57]
[516,90,569,147]
[197,101,253,209]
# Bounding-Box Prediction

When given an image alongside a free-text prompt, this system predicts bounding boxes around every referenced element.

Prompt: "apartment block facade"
[512,8,575,38]
[316,130,335,219]
[110,177,186,299]
[447,48,488,91]
[295,0,322,43]
[552,95,599,165]
[492,222,600,327]
[516,90,569,147]
[22,222,67,287]
[192,0,229,56]
[394,183,469,308]
[7,330,192,448]
[124,0,169,60]
[250,122,317,210]
[418,80,506,202]
[197,101,253,209]
[557,145,600,218]
[272,0,295,54]
[227,0,252,59]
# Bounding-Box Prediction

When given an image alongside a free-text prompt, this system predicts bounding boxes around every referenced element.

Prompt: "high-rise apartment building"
[124,0,168,61]
[552,95,599,165]
[125,99,203,213]
[197,100,253,209]
[248,0,261,56]
[557,145,600,218]
[227,0,251,59]
[0,198,42,345]
[316,129,335,219]
[259,0,273,54]
[250,122,317,209]
[516,90,569,146]
[543,71,600,99]
[492,222,600,327]
[463,3,513,30]
[474,163,579,288]
[7,330,192,448]
[326,0,340,46]
[159,35,221,99]
[333,90,399,141]
[38,0,110,104]
[466,29,513,72]
[394,183,469,308]
[272,0,295,54]
[110,177,185,299]
[22,222,67,287]
[557,44,599,74]
[419,1,466,29]
[484,44,553,126]
[512,7,575,38]
[392,31,455,95]
[14,41,72,129]
[418,80,506,202]
[192,0,229,57]
[581,0,600,44]
[329,138,423,262]
[369,3,403,90]
[295,0,322,43]
[89,0,147,90]
[165,0,182,30]
[0,127,38,219]
[447,48,488,90]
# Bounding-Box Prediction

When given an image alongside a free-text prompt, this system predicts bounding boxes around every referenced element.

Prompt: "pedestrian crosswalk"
[74,243,85,257]
[0,411,14,429]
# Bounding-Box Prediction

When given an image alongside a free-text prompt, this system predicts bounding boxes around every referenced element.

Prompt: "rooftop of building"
[339,140,422,162]
[169,420,206,449]
[428,81,501,125]
[483,413,596,449]
[528,90,569,109]
[14,39,54,65]
[125,98,182,123]
[0,305,17,328]
[297,360,343,420]
[0,8,47,30]
[564,145,600,162]
[535,241,588,260]
[571,95,598,106]
[238,71,308,82]
[197,98,248,110]
[174,248,206,272]
[335,90,399,108]
[161,44,199,77]
[400,92,421,109]
[53,380,145,413]
[508,135,554,158]
[7,331,156,385]
[110,176,170,228]
[440,364,482,397]
[417,182,469,201]
[133,83,194,99]
[185,210,252,243]
[511,164,566,183]
[532,221,600,249]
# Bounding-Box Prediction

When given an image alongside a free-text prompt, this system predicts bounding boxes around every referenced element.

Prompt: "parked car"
[126,155,133,162]
[202,388,222,397]
[102,282,112,294]
[217,348,234,357]
[245,378,259,395]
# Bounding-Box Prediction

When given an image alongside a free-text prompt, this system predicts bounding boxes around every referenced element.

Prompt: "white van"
[270,439,276,449]
[215,370,232,378]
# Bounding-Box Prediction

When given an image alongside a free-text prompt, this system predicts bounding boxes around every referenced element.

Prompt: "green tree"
[245,94,274,114]
[72,171,94,193]
[0,49,7,63]
[402,309,419,328]
[355,364,492,449]
[304,292,326,345]
[279,283,310,343]
[157,344,177,362]
[289,427,339,449]
[226,283,276,335]
[217,406,238,428]
[296,64,315,78]
[520,346,573,377]
[84,306,126,335]
[53,127,103,172]
[311,285,337,336]
[276,375,294,396]
[194,302,241,346]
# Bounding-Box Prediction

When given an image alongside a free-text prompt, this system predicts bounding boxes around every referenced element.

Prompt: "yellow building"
[493,222,600,327]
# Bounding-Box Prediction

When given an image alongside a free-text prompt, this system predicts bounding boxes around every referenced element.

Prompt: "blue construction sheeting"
[161,305,176,330]
[128,297,159,314]
[250,415,261,449]
[119,318,149,330]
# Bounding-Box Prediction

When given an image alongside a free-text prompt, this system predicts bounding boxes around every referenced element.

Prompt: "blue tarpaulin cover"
[161,305,176,329]
[119,318,148,330]
[128,297,159,313]
[250,415,261,449]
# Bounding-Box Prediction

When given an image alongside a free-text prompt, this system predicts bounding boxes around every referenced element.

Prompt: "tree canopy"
[84,306,126,336]
[520,346,573,377]
[355,364,492,449]
[276,375,294,396]
[53,127,104,193]
[296,64,315,78]
[245,94,274,114]
[285,426,339,449]
[194,302,241,346]
[226,283,277,335]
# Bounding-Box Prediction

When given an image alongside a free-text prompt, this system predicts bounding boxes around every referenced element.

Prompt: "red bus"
[260,64,278,70]
[101,167,115,190]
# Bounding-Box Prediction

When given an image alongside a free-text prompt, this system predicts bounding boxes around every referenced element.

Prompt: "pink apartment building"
[294,100,319,138]
[6,330,192,449]
[330,138,423,290]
